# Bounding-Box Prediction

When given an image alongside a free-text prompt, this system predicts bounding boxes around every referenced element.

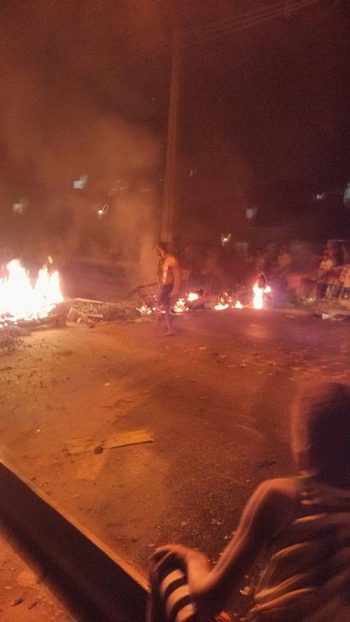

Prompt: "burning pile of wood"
[0,259,65,329]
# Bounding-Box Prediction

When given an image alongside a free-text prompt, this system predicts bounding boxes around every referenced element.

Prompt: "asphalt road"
[1,309,349,593]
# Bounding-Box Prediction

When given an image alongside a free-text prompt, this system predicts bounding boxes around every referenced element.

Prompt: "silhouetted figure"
[155,243,181,336]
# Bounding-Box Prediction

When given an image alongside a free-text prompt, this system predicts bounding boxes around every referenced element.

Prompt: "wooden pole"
[161,30,182,245]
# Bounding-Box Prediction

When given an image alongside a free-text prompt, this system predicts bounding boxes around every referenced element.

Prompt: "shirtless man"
[155,243,181,336]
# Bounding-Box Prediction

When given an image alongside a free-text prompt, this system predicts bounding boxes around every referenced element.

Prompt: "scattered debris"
[0,327,20,353]
[240,585,253,597]
[320,313,350,322]
[255,459,277,468]
[65,430,154,455]
[56,350,73,356]
[68,297,140,324]
[94,445,104,455]
[210,518,222,526]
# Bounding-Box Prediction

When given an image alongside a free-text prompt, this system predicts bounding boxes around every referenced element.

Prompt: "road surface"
[0,309,349,600]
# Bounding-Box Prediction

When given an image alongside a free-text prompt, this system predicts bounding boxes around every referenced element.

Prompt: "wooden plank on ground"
[66,429,154,455]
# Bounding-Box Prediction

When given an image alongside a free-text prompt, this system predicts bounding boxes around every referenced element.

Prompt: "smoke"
[0,0,165,285]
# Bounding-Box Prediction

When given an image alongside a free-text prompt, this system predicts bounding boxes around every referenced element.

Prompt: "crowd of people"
[312,241,350,300]
[265,241,350,301]
[156,239,350,312]
[251,240,350,302]
[181,239,350,303]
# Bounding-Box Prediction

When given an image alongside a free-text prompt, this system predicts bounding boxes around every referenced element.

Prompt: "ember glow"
[136,304,153,315]
[0,260,63,323]
[173,298,186,314]
[214,302,229,311]
[136,285,271,318]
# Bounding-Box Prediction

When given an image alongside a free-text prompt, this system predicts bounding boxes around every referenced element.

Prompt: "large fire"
[0,259,63,323]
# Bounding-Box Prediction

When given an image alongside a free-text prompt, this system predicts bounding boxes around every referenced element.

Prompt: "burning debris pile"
[0,259,273,338]
[0,259,64,328]
[137,275,272,317]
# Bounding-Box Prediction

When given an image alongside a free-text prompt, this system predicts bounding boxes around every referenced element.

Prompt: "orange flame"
[173,298,186,313]
[187,292,199,302]
[252,282,271,309]
[214,302,229,311]
[137,304,153,315]
[0,260,63,322]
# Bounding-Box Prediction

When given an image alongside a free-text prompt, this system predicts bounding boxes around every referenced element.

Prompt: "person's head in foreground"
[291,381,350,487]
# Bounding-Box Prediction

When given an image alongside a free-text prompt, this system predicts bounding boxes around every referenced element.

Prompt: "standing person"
[276,245,292,274]
[147,382,350,622]
[316,250,335,298]
[339,243,350,299]
[326,242,343,298]
[155,242,181,336]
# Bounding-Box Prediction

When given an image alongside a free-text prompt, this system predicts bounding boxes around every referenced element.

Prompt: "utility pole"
[161,30,182,245]
[161,0,322,245]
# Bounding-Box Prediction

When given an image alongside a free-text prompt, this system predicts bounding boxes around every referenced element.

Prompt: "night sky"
[0,0,349,254]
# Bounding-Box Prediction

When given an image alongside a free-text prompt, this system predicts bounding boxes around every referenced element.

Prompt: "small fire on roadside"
[214,302,229,311]
[187,292,199,302]
[136,281,271,317]
[0,259,63,324]
[252,275,271,310]
[173,298,186,314]
[136,304,153,315]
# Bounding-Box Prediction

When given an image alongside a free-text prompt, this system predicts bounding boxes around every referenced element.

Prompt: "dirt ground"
[1,308,349,597]
[0,522,78,621]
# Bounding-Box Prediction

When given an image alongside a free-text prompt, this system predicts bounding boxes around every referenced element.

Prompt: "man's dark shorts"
[158,283,173,307]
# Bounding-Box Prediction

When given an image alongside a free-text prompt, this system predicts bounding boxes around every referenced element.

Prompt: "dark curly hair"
[292,382,350,486]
